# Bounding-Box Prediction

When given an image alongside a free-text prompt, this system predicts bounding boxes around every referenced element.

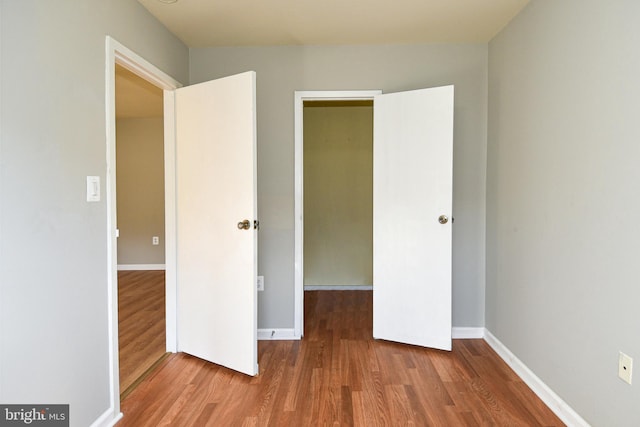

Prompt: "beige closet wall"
[303,101,373,287]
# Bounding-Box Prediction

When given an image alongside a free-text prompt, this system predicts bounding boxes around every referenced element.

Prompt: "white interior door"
[373,85,454,351]
[175,71,258,376]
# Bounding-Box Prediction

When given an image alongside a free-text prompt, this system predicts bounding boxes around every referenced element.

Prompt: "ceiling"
[116,64,163,119]
[120,1,530,117]
[137,0,530,48]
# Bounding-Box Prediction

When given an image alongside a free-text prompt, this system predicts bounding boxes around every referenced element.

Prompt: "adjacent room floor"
[118,270,167,397]
[118,289,564,426]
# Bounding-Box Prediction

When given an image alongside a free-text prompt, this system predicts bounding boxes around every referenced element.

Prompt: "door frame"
[293,90,381,338]
[105,36,181,418]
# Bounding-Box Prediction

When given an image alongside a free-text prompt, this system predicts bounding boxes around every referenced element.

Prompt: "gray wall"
[0,1,187,426]
[487,1,640,426]
[116,118,166,266]
[190,44,488,329]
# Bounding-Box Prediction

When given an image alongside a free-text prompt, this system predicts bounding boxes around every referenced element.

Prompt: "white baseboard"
[90,407,122,427]
[258,328,300,340]
[304,285,373,290]
[484,329,589,427]
[452,327,485,339]
[117,264,166,271]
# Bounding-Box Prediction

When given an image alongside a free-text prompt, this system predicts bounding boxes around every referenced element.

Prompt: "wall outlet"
[619,352,633,385]
[152,236,159,245]
[257,276,264,291]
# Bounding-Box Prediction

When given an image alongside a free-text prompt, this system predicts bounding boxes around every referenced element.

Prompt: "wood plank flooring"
[119,290,564,426]
[118,270,167,396]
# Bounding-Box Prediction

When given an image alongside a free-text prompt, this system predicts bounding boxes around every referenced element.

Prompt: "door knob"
[237,219,251,230]
[438,215,448,224]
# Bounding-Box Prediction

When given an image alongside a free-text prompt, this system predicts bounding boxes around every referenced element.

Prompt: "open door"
[373,85,454,351]
[175,71,258,376]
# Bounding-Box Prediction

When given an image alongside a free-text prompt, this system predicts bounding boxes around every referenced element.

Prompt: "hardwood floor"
[118,270,167,396]
[119,291,564,426]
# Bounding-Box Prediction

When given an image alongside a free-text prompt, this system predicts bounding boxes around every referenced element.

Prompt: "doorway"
[114,64,167,397]
[302,100,374,290]
[294,91,381,337]
[106,36,181,418]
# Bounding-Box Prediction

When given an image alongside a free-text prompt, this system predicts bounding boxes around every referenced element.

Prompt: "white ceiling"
[137,0,530,48]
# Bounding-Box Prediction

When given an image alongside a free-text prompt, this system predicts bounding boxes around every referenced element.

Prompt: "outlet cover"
[257,276,264,291]
[619,352,633,385]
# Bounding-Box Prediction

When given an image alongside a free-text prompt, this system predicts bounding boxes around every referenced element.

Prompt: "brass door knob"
[237,219,251,230]
[438,215,448,224]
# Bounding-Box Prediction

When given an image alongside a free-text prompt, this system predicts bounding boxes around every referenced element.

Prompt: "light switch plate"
[86,176,100,202]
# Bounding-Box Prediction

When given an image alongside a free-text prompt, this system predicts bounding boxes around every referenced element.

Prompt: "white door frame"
[293,90,381,338]
[105,36,181,419]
